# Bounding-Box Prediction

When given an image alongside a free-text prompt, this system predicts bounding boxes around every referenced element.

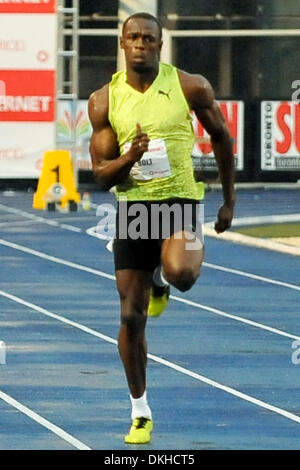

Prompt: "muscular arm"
[179,71,235,232]
[88,85,149,190]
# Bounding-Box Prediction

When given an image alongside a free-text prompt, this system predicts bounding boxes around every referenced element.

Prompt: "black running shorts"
[113,198,203,272]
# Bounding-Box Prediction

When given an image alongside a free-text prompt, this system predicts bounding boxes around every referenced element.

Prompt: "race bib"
[124,138,172,181]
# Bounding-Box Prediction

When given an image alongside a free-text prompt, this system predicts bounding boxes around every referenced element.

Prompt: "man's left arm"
[179,71,235,233]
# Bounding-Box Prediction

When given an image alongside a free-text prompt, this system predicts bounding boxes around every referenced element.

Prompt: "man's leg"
[116,268,154,443]
[161,230,204,292]
[147,230,203,316]
[147,199,204,316]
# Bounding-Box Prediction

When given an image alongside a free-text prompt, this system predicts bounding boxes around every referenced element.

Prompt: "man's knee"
[120,298,147,334]
[163,262,200,292]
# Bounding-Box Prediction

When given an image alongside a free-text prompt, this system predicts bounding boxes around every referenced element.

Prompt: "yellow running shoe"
[147,284,170,317]
[124,417,153,444]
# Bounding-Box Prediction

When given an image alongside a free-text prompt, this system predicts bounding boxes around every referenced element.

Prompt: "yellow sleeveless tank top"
[109,62,200,201]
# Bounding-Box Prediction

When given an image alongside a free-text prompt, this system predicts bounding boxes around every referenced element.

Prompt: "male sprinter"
[88,12,235,444]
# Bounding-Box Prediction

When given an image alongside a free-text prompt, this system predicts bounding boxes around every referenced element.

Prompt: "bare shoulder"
[88,83,110,129]
[177,69,215,109]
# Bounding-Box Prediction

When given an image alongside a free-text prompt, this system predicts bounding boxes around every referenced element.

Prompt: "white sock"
[130,391,152,420]
[152,265,169,287]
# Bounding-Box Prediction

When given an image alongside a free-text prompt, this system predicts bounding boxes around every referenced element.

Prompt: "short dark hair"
[122,12,162,40]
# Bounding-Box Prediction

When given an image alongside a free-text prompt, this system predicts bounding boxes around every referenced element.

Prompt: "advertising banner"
[261,101,300,170]
[0,0,56,14]
[192,101,244,171]
[0,4,56,178]
[0,13,56,69]
[0,122,55,177]
[0,70,55,121]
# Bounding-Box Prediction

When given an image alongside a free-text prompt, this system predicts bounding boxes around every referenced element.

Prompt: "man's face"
[121,18,162,72]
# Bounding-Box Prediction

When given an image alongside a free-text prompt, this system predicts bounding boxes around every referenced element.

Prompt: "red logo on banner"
[194,102,239,154]
[0,70,55,122]
[0,0,56,13]
[276,102,300,154]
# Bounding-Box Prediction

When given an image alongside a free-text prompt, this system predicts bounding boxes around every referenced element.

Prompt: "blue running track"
[0,188,299,450]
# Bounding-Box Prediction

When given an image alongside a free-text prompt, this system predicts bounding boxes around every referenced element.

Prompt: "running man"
[88,12,235,444]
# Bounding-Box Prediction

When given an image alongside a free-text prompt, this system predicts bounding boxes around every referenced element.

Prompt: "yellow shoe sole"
[124,417,153,444]
[147,294,169,317]
[147,284,170,318]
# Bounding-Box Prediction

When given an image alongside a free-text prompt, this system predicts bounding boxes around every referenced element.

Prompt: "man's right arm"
[88,85,149,190]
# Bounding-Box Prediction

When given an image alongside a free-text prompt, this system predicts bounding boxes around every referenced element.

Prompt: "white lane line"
[203,262,300,292]
[0,238,299,341]
[59,224,82,233]
[204,226,300,257]
[0,220,45,228]
[146,354,300,425]
[205,213,300,228]
[0,219,82,233]
[0,289,117,346]
[0,238,115,282]
[232,213,300,227]
[0,389,91,450]
[1,289,300,426]
[171,295,300,341]
[0,204,82,233]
